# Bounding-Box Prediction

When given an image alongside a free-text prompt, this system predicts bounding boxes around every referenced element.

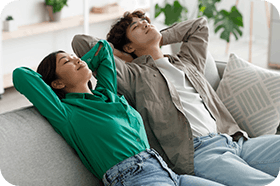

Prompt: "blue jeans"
[102,148,224,186]
[193,133,280,186]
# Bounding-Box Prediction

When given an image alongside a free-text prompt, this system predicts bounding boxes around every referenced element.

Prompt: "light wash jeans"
[193,133,280,186]
[102,148,224,186]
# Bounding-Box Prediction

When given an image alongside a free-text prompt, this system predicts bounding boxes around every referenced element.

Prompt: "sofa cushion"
[204,51,221,91]
[0,106,102,186]
[216,53,280,137]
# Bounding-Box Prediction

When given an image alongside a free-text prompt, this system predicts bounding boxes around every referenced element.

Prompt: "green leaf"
[45,0,68,13]
[154,4,162,18]
[214,5,243,43]
[198,0,221,19]
[154,0,187,26]
[163,1,183,26]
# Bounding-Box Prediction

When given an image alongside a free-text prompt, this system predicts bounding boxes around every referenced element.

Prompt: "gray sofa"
[0,53,275,186]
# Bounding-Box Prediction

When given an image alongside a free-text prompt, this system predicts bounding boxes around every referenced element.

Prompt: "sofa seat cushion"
[216,53,280,137]
[0,106,102,186]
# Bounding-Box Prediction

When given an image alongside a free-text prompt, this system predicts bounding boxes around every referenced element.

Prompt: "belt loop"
[102,172,110,186]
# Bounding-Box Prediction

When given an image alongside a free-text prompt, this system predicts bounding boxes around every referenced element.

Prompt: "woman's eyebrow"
[58,56,67,63]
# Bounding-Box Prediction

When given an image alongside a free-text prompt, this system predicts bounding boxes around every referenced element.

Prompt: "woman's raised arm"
[13,67,68,128]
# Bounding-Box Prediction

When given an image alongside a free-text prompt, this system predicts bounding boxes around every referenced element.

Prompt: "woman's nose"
[75,58,81,64]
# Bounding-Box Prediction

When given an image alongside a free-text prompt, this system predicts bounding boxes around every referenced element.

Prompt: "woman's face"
[54,52,92,90]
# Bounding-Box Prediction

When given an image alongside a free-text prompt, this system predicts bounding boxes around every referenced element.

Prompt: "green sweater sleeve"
[13,67,68,128]
[81,40,117,94]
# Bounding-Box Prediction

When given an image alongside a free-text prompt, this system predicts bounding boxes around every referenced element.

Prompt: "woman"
[13,40,224,186]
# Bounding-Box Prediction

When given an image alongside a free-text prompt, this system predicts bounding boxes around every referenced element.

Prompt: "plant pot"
[46,5,62,22]
[3,20,17,32]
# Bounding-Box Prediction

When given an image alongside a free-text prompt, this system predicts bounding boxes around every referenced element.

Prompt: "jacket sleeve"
[81,40,117,94]
[160,17,209,73]
[12,67,68,128]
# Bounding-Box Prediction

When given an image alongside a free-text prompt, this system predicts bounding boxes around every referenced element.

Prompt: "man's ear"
[123,43,135,54]
[51,79,65,90]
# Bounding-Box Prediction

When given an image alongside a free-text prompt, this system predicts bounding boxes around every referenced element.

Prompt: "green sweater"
[13,40,150,180]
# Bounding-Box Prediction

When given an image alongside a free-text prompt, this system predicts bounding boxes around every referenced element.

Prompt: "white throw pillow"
[216,53,280,137]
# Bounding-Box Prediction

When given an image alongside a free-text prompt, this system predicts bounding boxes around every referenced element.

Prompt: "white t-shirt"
[155,57,217,137]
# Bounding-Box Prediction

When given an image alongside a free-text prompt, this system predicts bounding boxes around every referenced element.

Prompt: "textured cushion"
[216,53,280,137]
[0,106,102,186]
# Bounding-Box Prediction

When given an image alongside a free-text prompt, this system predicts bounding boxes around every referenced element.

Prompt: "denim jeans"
[193,133,280,186]
[102,148,225,186]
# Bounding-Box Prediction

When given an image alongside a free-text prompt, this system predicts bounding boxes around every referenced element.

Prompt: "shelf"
[2,7,150,41]
[1,7,150,88]
[2,15,83,41]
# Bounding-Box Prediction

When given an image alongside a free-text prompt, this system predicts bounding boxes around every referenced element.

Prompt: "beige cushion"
[216,53,280,137]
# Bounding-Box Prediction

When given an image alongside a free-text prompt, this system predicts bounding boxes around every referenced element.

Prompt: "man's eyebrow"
[129,21,137,28]
[129,18,146,28]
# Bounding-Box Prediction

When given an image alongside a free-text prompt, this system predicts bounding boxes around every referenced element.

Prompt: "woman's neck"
[65,85,93,95]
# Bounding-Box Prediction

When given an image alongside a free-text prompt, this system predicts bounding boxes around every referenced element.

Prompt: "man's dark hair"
[107,10,151,58]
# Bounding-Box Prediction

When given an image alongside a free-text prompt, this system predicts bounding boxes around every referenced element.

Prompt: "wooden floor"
[0,36,278,114]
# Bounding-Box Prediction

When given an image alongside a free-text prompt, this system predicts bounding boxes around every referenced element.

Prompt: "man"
[72,10,280,186]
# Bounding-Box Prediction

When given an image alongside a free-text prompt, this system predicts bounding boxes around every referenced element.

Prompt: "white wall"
[0,0,138,82]
[216,0,271,41]
[151,0,277,41]
[0,0,278,89]
[0,15,3,94]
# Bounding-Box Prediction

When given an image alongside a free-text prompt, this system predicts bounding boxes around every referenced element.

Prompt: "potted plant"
[155,0,188,54]
[3,15,17,32]
[197,0,243,44]
[155,0,188,26]
[45,0,68,22]
[155,0,243,54]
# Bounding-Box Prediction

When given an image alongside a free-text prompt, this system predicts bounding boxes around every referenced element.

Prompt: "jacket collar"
[131,54,183,68]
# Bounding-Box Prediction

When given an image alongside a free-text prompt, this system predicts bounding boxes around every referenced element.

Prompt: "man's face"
[125,17,161,52]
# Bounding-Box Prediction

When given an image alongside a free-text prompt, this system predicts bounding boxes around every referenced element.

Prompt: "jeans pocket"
[120,162,143,186]
[103,162,143,186]
[194,139,203,151]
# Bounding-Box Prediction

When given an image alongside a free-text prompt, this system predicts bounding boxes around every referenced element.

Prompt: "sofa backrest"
[0,52,225,186]
[0,106,102,186]
[204,51,223,91]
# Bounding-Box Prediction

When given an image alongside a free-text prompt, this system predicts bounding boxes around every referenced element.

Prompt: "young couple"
[13,10,280,186]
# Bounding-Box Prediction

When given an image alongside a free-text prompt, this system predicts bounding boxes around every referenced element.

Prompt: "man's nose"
[141,21,148,28]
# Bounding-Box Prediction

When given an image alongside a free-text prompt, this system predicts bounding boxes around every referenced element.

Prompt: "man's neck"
[135,45,164,61]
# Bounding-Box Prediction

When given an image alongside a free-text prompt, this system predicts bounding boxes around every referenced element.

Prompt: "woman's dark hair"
[107,10,151,59]
[37,51,92,99]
